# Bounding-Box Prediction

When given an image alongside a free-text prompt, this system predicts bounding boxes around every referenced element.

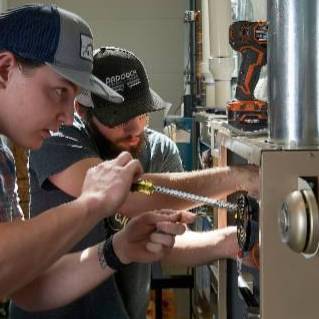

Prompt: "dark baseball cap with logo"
[0,4,123,103]
[76,47,171,127]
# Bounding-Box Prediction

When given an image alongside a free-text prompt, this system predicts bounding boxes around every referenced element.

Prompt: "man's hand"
[80,152,143,219]
[112,210,195,264]
[222,226,259,269]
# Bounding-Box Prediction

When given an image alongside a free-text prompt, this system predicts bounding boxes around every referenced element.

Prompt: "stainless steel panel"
[213,124,319,318]
[261,150,319,318]
[268,0,319,146]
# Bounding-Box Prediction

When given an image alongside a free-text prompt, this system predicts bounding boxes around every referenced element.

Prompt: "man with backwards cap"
[0,3,194,311]
[11,47,259,318]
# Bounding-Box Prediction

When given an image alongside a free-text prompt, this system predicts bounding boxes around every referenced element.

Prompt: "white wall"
[8,0,186,130]
[0,0,7,11]
[251,0,266,20]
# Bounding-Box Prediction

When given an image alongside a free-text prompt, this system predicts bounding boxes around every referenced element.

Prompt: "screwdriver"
[131,179,238,212]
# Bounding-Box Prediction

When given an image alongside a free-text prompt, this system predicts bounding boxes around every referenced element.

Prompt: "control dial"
[279,189,319,257]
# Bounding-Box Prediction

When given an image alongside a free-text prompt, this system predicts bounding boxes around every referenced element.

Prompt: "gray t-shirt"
[10,115,183,319]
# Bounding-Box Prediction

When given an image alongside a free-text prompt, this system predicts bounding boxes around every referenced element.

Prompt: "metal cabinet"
[214,123,319,319]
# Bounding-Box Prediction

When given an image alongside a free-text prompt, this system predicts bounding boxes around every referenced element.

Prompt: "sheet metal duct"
[268,0,319,146]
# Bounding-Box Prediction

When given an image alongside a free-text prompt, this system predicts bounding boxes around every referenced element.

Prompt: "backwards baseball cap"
[0,4,123,103]
[76,47,171,127]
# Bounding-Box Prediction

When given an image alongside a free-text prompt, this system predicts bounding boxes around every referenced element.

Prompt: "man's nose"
[124,117,143,134]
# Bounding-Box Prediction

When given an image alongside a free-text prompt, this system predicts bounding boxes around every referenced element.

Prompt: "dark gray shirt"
[10,115,183,319]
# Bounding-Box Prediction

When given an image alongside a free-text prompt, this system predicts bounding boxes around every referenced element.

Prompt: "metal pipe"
[208,0,234,109]
[268,0,319,146]
[189,0,196,110]
[201,0,215,108]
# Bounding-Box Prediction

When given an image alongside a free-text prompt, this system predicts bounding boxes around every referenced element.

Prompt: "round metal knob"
[279,189,319,256]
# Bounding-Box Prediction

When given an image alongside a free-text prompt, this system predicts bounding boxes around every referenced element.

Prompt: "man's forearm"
[12,243,115,311]
[120,167,245,216]
[161,227,238,266]
[0,198,100,298]
[11,209,194,311]
[146,167,242,198]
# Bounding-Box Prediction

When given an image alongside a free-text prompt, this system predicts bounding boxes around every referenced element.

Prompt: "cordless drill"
[227,21,268,131]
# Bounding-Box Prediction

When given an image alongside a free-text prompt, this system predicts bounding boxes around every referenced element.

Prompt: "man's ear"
[0,51,16,88]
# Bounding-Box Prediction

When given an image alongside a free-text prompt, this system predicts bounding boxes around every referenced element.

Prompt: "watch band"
[102,235,128,271]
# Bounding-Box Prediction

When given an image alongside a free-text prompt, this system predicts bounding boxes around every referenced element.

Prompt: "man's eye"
[55,88,63,96]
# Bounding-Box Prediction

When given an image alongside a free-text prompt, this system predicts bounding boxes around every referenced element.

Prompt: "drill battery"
[227,99,267,131]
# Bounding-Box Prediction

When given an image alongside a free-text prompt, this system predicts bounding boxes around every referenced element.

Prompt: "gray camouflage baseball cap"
[0,4,123,103]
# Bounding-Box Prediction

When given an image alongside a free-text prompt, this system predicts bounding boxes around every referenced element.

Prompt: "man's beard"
[88,119,145,160]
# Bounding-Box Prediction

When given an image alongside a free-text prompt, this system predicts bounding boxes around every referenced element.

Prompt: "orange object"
[250,243,260,269]
[227,99,267,130]
[228,21,268,131]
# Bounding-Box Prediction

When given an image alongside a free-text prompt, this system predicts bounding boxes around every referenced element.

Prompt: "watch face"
[106,213,130,232]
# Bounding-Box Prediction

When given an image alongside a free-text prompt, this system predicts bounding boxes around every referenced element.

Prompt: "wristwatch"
[102,235,129,271]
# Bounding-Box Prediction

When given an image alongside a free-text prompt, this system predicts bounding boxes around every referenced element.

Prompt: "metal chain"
[153,185,238,212]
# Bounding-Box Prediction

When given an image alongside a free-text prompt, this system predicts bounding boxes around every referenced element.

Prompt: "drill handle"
[235,46,266,101]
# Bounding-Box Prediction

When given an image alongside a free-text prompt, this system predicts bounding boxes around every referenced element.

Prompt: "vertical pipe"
[201,0,210,71]
[201,0,215,108]
[195,9,203,101]
[208,0,234,109]
[184,0,197,117]
[189,0,196,109]
[268,0,319,146]
[209,0,232,58]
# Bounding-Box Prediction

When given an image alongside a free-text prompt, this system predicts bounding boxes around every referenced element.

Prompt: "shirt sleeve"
[30,121,99,187]
[0,140,24,222]
[160,137,184,172]
[11,181,24,221]
[147,130,184,173]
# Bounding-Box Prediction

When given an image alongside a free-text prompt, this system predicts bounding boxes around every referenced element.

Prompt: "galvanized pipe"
[268,0,319,146]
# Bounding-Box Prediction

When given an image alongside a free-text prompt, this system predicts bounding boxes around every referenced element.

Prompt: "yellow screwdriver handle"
[131,179,155,195]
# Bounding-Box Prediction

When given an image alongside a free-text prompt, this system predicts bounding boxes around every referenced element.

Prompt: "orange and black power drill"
[228,21,268,131]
